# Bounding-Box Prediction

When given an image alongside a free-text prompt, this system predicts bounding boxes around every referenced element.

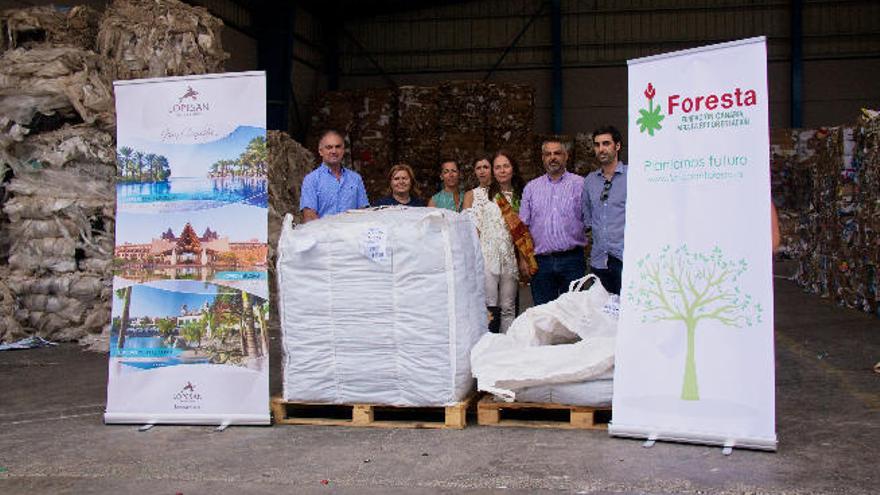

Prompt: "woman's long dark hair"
[487,150,525,202]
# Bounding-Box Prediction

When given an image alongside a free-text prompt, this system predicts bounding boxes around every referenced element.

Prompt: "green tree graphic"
[636,82,664,136]
[627,245,763,400]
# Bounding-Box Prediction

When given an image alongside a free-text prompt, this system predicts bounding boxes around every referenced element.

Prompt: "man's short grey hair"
[541,139,570,154]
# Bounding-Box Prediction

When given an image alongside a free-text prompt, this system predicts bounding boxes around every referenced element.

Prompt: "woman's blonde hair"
[386,163,421,198]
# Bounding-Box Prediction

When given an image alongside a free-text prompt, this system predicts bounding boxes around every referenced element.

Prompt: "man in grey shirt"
[582,125,627,294]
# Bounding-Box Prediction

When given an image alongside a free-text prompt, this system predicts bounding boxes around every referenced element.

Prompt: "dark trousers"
[530,248,586,306]
[591,255,623,295]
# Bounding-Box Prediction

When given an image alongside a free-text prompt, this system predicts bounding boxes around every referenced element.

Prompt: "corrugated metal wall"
[333,0,879,131]
[190,0,326,136]
[340,0,879,75]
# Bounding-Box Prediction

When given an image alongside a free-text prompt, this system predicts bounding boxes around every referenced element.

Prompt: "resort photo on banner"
[105,71,270,425]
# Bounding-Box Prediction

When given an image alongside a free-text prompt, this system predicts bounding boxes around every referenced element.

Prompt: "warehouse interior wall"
[335,0,880,133]
[4,0,877,136]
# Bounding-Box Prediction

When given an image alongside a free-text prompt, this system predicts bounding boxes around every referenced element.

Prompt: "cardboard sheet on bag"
[611,38,777,450]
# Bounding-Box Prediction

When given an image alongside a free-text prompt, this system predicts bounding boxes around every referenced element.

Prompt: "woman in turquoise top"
[427,159,464,212]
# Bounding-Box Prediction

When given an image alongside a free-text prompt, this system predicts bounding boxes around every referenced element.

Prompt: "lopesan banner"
[611,38,776,450]
[105,72,270,425]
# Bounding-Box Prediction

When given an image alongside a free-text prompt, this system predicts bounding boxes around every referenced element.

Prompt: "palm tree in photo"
[156,317,176,342]
[240,291,259,357]
[115,286,132,349]
[129,151,142,180]
[257,300,269,356]
[181,319,205,346]
[241,136,267,176]
[157,155,171,181]
[144,153,158,181]
[117,146,133,179]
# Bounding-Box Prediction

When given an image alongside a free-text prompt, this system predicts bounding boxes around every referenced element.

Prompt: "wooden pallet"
[271,394,474,429]
[476,396,611,430]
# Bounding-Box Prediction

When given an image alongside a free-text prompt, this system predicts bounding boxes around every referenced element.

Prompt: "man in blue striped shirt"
[300,130,369,223]
[581,125,627,294]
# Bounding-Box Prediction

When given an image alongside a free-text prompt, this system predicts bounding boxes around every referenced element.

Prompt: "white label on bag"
[361,227,390,264]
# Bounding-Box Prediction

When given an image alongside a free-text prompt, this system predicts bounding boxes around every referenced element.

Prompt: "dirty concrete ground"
[1,264,878,494]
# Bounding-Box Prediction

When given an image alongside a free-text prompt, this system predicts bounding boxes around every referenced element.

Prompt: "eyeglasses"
[600,179,613,202]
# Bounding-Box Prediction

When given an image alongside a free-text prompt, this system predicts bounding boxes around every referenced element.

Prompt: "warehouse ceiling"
[248,0,474,20]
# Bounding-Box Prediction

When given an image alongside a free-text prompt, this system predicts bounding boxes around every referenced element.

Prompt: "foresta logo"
[668,87,758,114]
[636,83,664,136]
[638,82,760,135]
[169,86,210,115]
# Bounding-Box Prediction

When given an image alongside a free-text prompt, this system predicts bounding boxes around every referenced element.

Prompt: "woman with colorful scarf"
[466,151,538,333]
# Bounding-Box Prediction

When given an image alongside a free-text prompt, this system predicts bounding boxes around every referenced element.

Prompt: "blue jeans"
[530,248,587,306]
[591,255,623,295]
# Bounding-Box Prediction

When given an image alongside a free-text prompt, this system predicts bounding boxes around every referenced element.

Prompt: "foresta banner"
[105,72,270,425]
[612,38,776,450]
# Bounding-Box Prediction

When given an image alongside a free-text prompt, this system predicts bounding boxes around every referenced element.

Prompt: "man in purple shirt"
[582,125,627,294]
[519,139,586,305]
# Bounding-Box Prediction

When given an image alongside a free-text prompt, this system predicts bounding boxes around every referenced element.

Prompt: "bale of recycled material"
[853,110,880,315]
[485,83,533,133]
[1,5,101,52]
[351,88,396,200]
[267,130,314,259]
[96,0,228,82]
[397,86,440,198]
[793,119,880,316]
[267,130,314,331]
[397,136,439,202]
[572,132,599,176]
[0,266,24,342]
[439,81,485,135]
[305,90,356,155]
[0,160,10,262]
[1,124,116,340]
[398,85,439,140]
[0,45,114,131]
[481,83,536,183]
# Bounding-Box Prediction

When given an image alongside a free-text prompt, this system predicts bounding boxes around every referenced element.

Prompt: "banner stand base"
[105,412,271,426]
[610,424,777,452]
[722,440,736,456]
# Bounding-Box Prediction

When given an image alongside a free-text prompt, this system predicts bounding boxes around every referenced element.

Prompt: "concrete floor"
[1,265,878,494]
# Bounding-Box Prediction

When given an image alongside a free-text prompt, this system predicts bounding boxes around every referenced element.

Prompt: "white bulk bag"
[514,370,614,407]
[470,275,618,401]
[277,207,487,406]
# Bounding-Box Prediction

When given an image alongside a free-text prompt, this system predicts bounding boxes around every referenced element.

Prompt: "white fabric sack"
[514,370,614,407]
[470,275,618,401]
[277,207,487,406]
